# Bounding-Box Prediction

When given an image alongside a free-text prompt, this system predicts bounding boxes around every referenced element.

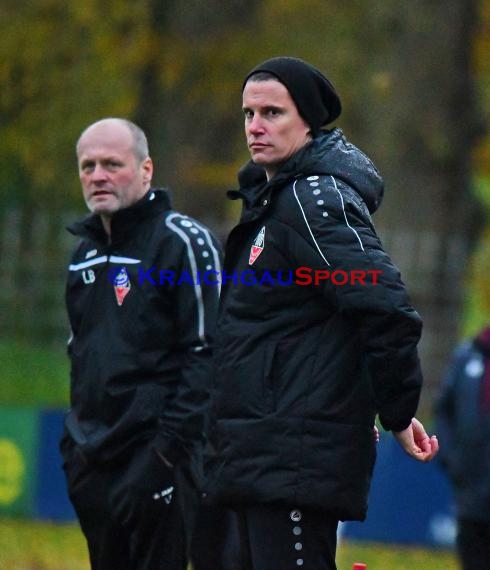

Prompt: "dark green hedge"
[0,341,69,407]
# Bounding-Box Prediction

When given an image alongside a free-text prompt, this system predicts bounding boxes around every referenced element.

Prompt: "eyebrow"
[80,156,122,164]
[242,104,284,112]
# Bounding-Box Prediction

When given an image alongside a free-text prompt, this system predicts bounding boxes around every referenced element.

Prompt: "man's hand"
[393,418,439,462]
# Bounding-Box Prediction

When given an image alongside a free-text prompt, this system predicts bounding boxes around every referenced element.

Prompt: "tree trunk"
[133,0,262,235]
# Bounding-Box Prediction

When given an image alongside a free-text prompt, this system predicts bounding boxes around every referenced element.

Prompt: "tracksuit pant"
[62,441,199,570]
[234,504,339,570]
[457,517,490,570]
[191,505,244,570]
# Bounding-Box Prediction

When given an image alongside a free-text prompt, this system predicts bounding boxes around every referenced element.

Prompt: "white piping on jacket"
[293,180,331,266]
[69,255,141,271]
[165,213,206,345]
[330,176,365,251]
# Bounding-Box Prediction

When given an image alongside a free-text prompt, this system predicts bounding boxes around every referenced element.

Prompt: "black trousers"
[63,442,199,570]
[234,505,338,570]
[457,517,490,570]
[191,505,245,570]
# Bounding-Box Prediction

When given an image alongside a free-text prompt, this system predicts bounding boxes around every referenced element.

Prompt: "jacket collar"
[227,161,296,224]
[67,188,172,246]
[229,128,384,223]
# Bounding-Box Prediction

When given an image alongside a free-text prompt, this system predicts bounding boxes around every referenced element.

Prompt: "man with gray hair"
[61,118,221,569]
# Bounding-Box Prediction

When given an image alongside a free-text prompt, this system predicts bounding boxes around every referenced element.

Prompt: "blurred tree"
[0,0,150,342]
[0,0,151,210]
[348,0,484,410]
[0,0,488,414]
[137,0,484,409]
[132,0,264,235]
[474,0,490,175]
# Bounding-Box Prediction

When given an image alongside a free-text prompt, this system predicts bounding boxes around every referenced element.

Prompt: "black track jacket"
[207,129,423,521]
[63,189,221,472]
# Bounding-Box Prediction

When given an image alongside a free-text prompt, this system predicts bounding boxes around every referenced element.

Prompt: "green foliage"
[0,0,488,399]
[464,229,490,335]
[473,174,490,209]
[2,0,487,212]
[463,176,490,337]
[0,0,150,210]
[0,341,69,407]
[0,0,378,213]
[474,0,490,175]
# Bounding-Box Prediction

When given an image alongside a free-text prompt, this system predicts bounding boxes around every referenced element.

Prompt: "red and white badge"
[249,226,266,265]
[113,267,131,306]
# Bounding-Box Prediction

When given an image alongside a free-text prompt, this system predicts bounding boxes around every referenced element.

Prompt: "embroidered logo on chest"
[113,267,131,306]
[249,226,266,265]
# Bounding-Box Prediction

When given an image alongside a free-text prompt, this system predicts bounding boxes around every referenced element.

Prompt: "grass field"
[0,518,458,569]
[0,518,88,570]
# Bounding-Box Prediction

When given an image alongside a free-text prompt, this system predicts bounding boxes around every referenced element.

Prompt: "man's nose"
[248,115,265,134]
[91,164,108,180]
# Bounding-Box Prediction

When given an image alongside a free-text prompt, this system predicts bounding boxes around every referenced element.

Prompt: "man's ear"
[142,157,154,184]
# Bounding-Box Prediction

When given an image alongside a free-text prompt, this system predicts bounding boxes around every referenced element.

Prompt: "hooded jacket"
[206,129,423,521]
[62,189,221,470]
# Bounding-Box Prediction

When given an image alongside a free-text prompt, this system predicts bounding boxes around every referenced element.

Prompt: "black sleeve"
[434,343,469,474]
[290,176,423,431]
[154,214,222,463]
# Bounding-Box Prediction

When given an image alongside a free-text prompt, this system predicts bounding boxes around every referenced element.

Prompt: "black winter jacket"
[207,129,423,521]
[436,328,490,522]
[62,189,221,471]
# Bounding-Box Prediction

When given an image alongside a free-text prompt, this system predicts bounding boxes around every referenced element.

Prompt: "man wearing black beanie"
[242,56,341,137]
[206,56,438,569]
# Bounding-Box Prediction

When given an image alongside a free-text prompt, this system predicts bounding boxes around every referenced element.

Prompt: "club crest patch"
[113,267,131,306]
[249,226,266,265]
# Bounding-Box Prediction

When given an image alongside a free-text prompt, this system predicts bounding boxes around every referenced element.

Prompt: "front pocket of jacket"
[216,343,277,417]
[263,341,278,413]
[266,336,315,415]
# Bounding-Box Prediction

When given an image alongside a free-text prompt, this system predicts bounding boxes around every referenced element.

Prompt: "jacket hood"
[295,128,384,213]
[234,128,384,215]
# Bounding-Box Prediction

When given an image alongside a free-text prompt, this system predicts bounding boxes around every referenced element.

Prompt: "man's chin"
[87,203,117,217]
[251,155,271,167]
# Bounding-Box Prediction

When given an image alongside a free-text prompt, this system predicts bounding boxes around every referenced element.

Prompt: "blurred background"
[0,0,489,568]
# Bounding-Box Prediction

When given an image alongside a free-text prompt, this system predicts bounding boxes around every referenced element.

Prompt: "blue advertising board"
[0,406,457,544]
[341,436,456,547]
[0,406,75,521]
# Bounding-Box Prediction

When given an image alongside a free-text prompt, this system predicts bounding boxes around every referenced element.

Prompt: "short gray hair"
[122,119,150,162]
[76,118,150,163]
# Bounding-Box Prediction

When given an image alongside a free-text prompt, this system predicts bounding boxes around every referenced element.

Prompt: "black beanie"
[243,56,342,135]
